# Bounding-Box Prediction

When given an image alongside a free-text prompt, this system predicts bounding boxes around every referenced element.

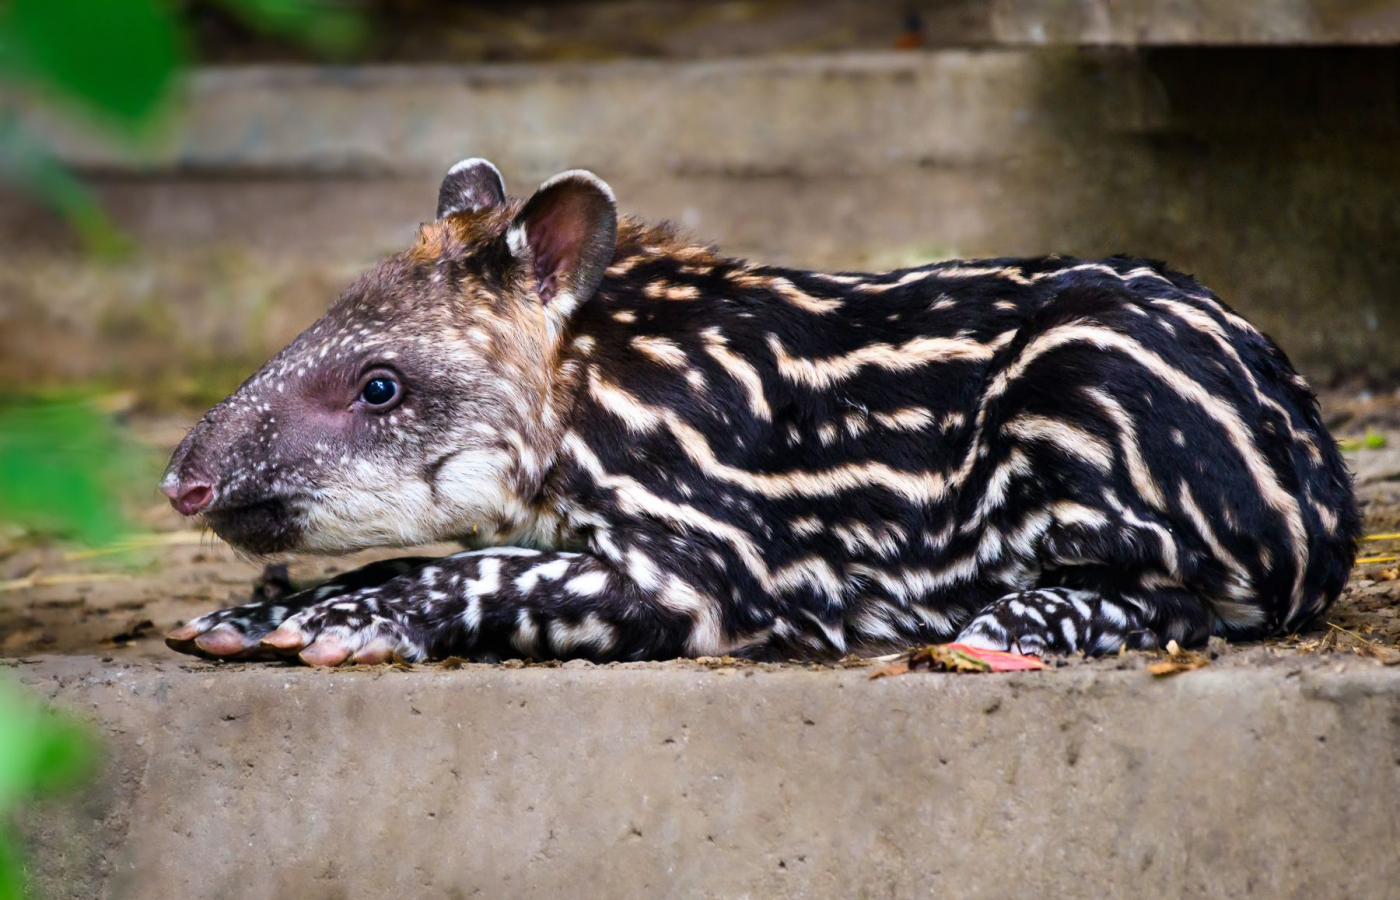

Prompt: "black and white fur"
[161,159,1359,666]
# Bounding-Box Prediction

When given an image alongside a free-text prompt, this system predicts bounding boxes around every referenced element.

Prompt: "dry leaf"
[951,644,1048,671]
[1149,639,1209,676]
[868,643,1046,679]
[1380,568,1400,582]
[868,660,912,679]
[918,644,994,673]
[1359,645,1400,665]
[1327,622,1400,665]
[695,655,744,668]
[1147,655,1209,677]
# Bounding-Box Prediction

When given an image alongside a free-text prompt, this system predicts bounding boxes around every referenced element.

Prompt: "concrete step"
[3,420,1396,898]
[11,655,1400,900]
[3,52,1397,387]
[187,0,1400,63]
[989,0,1400,45]
[13,52,1396,176]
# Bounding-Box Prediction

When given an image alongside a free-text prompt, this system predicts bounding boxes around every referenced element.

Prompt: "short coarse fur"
[161,161,1359,666]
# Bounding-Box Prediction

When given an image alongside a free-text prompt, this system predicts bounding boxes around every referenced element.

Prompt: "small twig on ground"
[0,573,133,593]
[1327,621,1374,645]
[1326,621,1400,665]
[63,530,214,561]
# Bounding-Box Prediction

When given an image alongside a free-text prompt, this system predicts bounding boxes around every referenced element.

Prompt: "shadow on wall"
[1022,47,1400,380]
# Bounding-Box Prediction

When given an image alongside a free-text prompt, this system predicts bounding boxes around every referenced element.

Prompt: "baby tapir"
[162,159,1359,666]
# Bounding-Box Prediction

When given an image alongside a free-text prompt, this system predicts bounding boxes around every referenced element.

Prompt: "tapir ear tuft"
[437,158,507,218]
[507,170,618,317]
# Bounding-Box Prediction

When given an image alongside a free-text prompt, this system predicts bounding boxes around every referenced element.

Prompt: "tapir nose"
[161,477,214,516]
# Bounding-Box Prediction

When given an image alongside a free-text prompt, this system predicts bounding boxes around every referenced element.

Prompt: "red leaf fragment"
[949,643,1049,671]
[868,643,1046,678]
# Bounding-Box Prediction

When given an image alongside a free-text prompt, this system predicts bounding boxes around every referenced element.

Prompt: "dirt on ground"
[3,392,1400,674]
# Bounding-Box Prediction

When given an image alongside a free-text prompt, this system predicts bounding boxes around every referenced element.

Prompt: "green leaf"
[0,113,130,257]
[0,687,94,809]
[0,837,24,900]
[26,718,96,794]
[2,0,184,131]
[213,0,366,57]
[0,399,148,546]
[0,691,39,808]
[1339,429,1390,452]
[0,684,95,900]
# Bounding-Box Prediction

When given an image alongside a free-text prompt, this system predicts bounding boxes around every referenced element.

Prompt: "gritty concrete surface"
[3,403,1400,899]
[8,655,1400,900]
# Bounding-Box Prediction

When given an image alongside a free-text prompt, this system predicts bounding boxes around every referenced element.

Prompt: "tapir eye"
[360,376,399,408]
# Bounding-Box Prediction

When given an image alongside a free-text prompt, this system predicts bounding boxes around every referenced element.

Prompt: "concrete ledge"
[989,0,1400,45]
[19,52,1398,178]
[15,54,1129,177]
[3,52,1398,384]
[12,657,1400,899]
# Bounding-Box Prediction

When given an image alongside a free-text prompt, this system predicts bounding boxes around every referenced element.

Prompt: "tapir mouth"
[202,495,306,556]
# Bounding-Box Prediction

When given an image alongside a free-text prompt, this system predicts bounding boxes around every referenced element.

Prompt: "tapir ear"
[507,170,618,316]
[436,158,507,218]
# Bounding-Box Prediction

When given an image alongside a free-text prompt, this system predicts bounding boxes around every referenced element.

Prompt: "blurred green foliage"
[0,0,365,253]
[212,0,366,57]
[0,5,364,897]
[0,399,150,546]
[0,0,364,129]
[0,111,130,256]
[0,0,367,534]
[1338,429,1389,452]
[3,0,186,132]
[0,685,97,900]
[0,399,138,897]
